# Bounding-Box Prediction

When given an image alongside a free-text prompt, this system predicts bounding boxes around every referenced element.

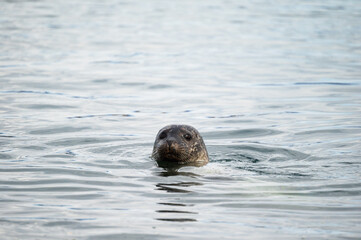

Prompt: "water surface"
[1,0,361,239]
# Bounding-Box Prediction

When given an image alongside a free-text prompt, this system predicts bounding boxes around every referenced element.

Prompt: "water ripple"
[1,0,360,239]
[204,128,283,139]
[0,167,114,178]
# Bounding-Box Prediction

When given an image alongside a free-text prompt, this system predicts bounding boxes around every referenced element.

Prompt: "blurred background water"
[1,0,361,239]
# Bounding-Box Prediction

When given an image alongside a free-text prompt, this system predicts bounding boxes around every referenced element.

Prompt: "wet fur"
[152,125,208,166]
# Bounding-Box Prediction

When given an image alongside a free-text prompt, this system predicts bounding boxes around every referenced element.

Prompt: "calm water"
[1,0,361,239]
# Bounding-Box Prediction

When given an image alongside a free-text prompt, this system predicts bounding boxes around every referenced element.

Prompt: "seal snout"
[166,138,178,152]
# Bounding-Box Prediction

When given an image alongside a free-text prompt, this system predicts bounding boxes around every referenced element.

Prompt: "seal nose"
[166,139,173,150]
[166,138,177,152]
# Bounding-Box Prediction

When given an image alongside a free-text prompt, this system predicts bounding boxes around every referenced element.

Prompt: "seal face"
[152,125,209,167]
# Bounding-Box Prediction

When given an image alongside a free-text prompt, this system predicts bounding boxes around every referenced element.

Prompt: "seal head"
[152,125,209,167]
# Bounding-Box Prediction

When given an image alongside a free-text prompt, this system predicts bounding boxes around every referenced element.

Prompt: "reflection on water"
[1,0,361,239]
[155,171,201,222]
[156,217,197,222]
[156,182,200,193]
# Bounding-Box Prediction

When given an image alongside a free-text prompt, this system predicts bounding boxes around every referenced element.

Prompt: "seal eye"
[159,131,167,140]
[183,133,192,141]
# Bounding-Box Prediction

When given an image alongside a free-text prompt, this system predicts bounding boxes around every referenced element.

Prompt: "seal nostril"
[166,140,173,149]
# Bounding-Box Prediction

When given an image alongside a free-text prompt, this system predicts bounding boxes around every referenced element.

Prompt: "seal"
[152,124,209,167]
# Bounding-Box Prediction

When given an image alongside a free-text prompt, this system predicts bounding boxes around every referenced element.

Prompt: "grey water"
[1,0,361,239]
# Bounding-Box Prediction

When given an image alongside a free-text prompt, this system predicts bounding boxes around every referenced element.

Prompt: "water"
[1,0,361,239]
